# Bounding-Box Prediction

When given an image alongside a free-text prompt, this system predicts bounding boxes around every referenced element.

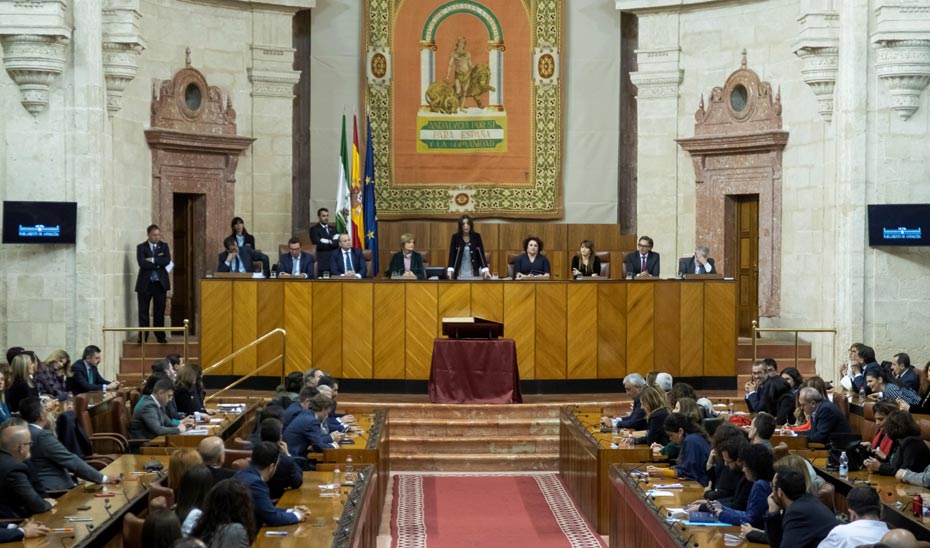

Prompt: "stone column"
[419,41,435,108]
[628,12,683,262]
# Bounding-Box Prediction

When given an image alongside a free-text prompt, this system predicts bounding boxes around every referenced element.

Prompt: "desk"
[20,455,169,548]
[146,400,259,449]
[429,338,521,403]
[559,407,657,534]
[255,466,377,548]
[608,463,767,548]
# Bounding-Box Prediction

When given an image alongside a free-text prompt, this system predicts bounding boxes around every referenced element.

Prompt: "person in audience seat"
[816,485,887,548]
[35,350,69,399]
[0,366,11,422]
[745,358,778,413]
[891,353,920,395]
[68,345,119,395]
[142,509,182,548]
[647,412,711,486]
[174,364,208,416]
[763,468,838,548]
[233,441,309,528]
[6,354,39,413]
[282,385,318,428]
[282,395,344,456]
[881,528,920,548]
[780,367,804,395]
[748,412,776,449]
[704,424,750,505]
[763,375,796,426]
[798,387,850,444]
[709,443,775,529]
[863,410,930,477]
[304,367,325,388]
[175,464,213,536]
[862,401,898,463]
[129,379,193,440]
[190,478,257,548]
[866,368,920,406]
[258,418,304,496]
[0,518,48,541]
[0,424,55,518]
[633,386,670,447]
[19,397,112,491]
[197,436,236,484]
[603,373,647,431]
[247,405,285,448]
[168,448,203,493]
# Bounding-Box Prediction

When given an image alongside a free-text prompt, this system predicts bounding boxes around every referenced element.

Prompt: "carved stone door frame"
[677,51,787,317]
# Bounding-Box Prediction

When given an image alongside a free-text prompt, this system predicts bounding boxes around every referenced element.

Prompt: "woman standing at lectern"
[447,214,491,280]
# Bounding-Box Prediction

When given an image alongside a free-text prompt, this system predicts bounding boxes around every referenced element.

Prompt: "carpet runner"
[391,473,605,548]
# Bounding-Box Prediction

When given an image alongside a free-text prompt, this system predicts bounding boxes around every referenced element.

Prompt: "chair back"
[129,389,142,411]
[362,249,373,278]
[773,442,789,461]
[815,480,835,511]
[620,251,633,278]
[232,458,250,470]
[506,252,518,279]
[74,394,94,435]
[231,436,253,450]
[122,512,145,548]
[596,251,611,279]
[834,395,850,418]
[148,482,175,509]
[110,397,131,439]
[223,448,252,468]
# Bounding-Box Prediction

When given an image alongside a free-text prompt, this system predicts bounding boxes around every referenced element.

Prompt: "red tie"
[641,255,647,273]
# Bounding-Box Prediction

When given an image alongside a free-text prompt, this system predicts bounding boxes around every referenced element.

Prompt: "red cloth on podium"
[429,338,522,404]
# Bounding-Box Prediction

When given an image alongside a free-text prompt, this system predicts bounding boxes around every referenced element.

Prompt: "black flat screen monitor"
[2,201,77,244]
[867,204,930,247]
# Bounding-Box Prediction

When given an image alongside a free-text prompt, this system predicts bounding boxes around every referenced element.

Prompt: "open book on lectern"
[441,316,504,339]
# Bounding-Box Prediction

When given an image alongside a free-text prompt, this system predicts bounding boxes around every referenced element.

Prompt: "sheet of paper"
[166,261,174,273]
[645,490,676,497]
[652,483,683,489]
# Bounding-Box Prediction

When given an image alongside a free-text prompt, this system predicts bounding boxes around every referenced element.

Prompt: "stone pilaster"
[101,0,145,116]
[793,1,839,122]
[870,1,930,119]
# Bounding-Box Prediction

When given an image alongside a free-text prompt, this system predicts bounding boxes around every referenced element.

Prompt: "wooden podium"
[441,317,504,339]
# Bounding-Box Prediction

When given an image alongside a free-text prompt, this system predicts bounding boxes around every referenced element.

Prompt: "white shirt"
[816,519,887,548]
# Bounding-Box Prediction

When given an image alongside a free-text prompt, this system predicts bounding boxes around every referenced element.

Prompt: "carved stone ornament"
[793,9,839,122]
[629,47,683,99]
[102,0,145,116]
[871,2,930,119]
[676,51,788,318]
[0,34,69,115]
[248,44,300,98]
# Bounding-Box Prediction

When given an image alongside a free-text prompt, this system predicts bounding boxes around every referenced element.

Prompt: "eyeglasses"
[638,243,652,249]
[19,442,33,449]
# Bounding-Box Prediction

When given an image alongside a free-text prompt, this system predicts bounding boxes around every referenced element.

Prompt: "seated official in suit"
[217,236,263,275]
[0,519,48,542]
[863,410,930,476]
[173,364,208,416]
[447,214,491,280]
[0,424,55,519]
[797,386,849,444]
[233,442,309,528]
[229,216,270,277]
[571,239,601,278]
[329,234,367,278]
[278,236,315,278]
[891,352,920,395]
[67,344,119,395]
[257,418,304,498]
[763,468,838,548]
[129,379,194,440]
[513,236,551,279]
[678,245,717,276]
[283,395,344,456]
[197,436,236,484]
[19,398,112,491]
[283,386,319,428]
[385,232,426,279]
[624,235,660,278]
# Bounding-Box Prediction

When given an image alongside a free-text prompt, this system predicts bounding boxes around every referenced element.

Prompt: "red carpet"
[391,473,605,548]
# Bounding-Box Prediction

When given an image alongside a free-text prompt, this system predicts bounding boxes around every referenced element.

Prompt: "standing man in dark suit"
[329,234,367,278]
[764,468,838,548]
[798,386,850,444]
[135,224,171,343]
[678,245,717,276]
[624,235,660,278]
[278,237,315,278]
[217,236,261,274]
[68,345,119,394]
[0,424,55,519]
[309,208,339,277]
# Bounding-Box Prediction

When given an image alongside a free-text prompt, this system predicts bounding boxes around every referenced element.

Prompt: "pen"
[66,517,94,522]
[265,531,289,536]
[51,528,74,533]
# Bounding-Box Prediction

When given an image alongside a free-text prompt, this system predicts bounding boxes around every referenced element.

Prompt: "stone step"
[120,341,199,359]
[372,403,564,421]
[388,418,559,437]
[390,452,559,472]
[737,340,812,359]
[736,359,816,374]
[390,435,558,455]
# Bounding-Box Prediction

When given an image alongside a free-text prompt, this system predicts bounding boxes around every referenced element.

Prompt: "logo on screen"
[19,224,61,237]
[882,227,922,240]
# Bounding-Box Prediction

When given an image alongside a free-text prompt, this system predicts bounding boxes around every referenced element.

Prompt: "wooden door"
[734,195,759,337]
[171,193,206,335]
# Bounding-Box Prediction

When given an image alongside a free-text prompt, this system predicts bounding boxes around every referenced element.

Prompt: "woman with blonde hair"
[635,386,670,447]
[168,448,203,493]
[6,353,39,413]
[385,233,426,279]
[35,349,70,398]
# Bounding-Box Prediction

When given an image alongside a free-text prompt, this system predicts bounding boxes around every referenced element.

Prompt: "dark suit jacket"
[330,248,367,278]
[0,450,53,519]
[624,251,660,277]
[806,400,850,444]
[278,252,315,278]
[309,223,339,273]
[282,412,334,456]
[385,251,426,279]
[217,247,261,273]
[513,253,551,276]
[634,407,670,446]
[616,398,647,430]
[678,256,717,276]
[174,385,206,415]
[234,465,300,528]
[268,453,304,500]
[0,527,24,543]
[208,465,236,484]
[571,255,601,277]
[447,233,489,279]
[5,380,38,413]
[898,367,921,394]
[135,240,171,292]
[763,493,838,548]
[28,423,104,491]
[129,395,180,439]
[67,359,111,394]
[878,435,930,476]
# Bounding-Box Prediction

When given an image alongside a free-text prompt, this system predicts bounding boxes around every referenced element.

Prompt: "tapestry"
[364,0,563,219]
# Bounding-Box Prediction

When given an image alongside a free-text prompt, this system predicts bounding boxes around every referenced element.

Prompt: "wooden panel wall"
[200,279,737,381]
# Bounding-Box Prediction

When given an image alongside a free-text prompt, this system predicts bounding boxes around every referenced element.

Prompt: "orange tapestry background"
[392,0,532,187]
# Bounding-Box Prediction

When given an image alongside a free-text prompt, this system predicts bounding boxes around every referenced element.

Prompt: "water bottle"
[839,451,849,478]
[344,454,354,484]
[859,387,866,405]
[332,465,342,495]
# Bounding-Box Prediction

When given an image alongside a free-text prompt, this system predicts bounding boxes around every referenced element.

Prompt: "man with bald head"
[197,436,235,483]
[880,529,918,548]
[0,424,55,518]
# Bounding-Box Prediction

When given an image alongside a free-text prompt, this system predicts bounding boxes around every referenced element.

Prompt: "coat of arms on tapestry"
[364,0,563,219]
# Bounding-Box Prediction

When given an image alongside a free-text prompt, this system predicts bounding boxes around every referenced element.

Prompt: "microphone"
[682,533,699,547]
